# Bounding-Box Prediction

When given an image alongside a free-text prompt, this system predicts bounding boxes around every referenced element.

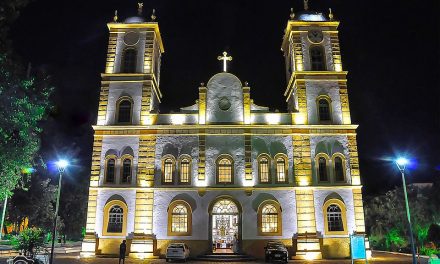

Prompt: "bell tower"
[96,5,164,127]
[81,5,164,258]
[281,2,368,260]
[281,3,350,126]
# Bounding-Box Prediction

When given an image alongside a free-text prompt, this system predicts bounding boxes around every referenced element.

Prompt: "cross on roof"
[217,51,233,72]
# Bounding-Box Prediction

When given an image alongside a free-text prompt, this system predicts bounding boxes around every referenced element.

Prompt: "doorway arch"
[209,197,242,253]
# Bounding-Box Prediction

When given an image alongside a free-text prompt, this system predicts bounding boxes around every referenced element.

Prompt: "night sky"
[9,0,440,195]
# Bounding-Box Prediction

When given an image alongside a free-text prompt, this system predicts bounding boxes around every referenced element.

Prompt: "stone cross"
[217,51,233,72]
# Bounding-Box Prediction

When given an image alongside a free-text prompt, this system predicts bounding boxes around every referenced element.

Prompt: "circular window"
[124,32,140,46]
[218,97,231,111]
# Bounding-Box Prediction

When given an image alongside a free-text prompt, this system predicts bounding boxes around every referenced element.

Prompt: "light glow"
[304,251,320,260]
[171,114,185,125]
[293,113,305,124]
[56,159,69,169]
[396,157,409,166]
[265,113,281,124]
[299,179,309,186]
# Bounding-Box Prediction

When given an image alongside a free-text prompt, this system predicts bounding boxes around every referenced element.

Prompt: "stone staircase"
[196,253,256,262]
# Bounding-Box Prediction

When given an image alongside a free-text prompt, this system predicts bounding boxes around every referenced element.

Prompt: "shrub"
[11,227,45,257]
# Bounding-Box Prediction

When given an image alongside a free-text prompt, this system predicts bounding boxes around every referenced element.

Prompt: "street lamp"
[395,157,416,264]
[49,159,68,264]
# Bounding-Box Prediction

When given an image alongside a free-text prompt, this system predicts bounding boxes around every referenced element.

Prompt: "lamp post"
[395,157,416,264]
[49,160,68,264]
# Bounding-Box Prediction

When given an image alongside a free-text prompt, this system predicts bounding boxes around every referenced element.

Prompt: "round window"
[124,32,140,46]
[218,97,231,111]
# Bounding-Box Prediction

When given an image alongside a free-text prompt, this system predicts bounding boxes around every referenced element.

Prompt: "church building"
[81,2,370,260]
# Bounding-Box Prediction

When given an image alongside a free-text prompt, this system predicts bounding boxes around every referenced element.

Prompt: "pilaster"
[137,135,156,187]
[347,135,361,185]
[292,135,312,186]
[294,189,322,260]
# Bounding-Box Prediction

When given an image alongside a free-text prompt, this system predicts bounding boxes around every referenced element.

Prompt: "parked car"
[166,243,190,262]
[264,241,288,263]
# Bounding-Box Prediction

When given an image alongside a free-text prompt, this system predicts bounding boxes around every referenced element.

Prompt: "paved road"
[0,251,431,264]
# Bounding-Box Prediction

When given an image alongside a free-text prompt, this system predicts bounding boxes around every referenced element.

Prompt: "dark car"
[264,241,288,263]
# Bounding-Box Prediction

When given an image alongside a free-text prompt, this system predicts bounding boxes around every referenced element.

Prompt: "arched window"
[120,158,132,184]
[258,155,270,183]
[179,157,191,184]
[258,201,282,236]
[310,45,326,71]
[168,201,192,236]
[317,156,329,182]
[275,155,288,183]
[121,48,137,73]
[116,99,132,124]
[333,155,345,182]
[323,199,347,235]
[327,205,343,231]
[217,156,233,184]
[162,156,175,184]
[107,205,124,233]
[318,98,331,122]
[105,158,116,183]
[103,200,128,236]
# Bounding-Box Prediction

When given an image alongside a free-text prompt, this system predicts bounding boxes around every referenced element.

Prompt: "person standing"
[119,240,127,264]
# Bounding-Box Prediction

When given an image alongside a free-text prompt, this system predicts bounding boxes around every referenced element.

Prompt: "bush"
[428,224,440,247]
[11,227,45,257]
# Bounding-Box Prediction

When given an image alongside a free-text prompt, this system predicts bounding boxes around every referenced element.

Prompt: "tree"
[8,173,57,232]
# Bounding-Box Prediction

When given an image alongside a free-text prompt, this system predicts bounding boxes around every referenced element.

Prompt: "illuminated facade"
[80,5,370,260]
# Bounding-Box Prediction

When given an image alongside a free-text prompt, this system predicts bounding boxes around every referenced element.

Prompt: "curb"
[373,250,430,259]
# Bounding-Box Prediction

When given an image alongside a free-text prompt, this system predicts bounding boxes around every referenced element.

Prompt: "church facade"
[80,5,370,260]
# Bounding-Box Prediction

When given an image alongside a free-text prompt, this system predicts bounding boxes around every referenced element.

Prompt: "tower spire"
[151,9,156,21]
[329,8,334,20]
[303,0,309,11]
[113,10,118,22]
[137,2,144,16]
[290,8,295,20]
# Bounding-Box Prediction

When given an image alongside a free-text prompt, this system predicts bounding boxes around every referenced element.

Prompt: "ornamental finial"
[290,8,295,20]
[304,0,309,10]
[329,8,334,20]
[113,10,118,22]
[151,9,156,21]
[137,2,144,16]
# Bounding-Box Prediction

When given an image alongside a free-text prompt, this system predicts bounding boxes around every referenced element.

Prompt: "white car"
[166,243,190,262]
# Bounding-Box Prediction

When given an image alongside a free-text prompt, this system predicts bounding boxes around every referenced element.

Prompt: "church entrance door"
[211,199,240,254]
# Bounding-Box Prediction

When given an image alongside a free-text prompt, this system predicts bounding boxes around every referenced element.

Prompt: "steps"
[196,253,256,262]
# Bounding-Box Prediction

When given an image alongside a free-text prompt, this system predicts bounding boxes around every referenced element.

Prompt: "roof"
[295,10,328,22]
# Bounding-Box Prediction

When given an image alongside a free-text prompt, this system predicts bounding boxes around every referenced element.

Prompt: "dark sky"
[9,0,440,195]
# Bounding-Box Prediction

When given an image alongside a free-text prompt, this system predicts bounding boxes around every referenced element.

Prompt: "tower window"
[318,98,331,122]
[105,158,116,183]
[163,157,175,184]
[327,204,344,231]
[217,156,233,184]
[179,157,191,184]
[275,155,288,183]
[107,205,124,233]
[258,155,270,183]
[318,156,328,182]
[117,99,132,124]
[121,158,132,184]
[310,46,326,71]
[334,156,345,182]
[121,48,137,73]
